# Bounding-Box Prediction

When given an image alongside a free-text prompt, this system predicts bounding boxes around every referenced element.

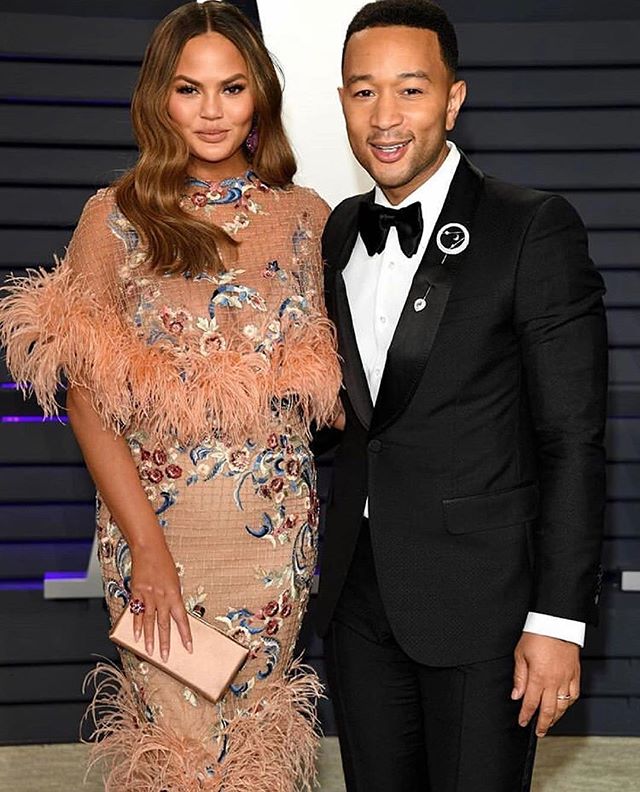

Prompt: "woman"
[0,2,341,789]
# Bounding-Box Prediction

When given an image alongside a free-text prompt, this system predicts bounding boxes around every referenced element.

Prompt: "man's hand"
[512,633,580,737]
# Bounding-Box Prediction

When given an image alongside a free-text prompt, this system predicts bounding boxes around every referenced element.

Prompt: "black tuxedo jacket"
[315,153,608,666]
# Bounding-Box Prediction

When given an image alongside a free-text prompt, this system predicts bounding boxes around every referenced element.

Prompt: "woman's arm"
[67,385,192,661]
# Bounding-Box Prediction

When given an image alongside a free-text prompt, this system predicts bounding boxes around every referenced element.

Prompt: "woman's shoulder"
[74,187,138,248]
[84,186,117,212]
[63,187,138,279]
[276,183,331,227]
[75,187,121,230]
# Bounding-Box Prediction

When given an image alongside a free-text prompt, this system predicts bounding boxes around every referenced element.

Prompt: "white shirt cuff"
[523,611,586,647]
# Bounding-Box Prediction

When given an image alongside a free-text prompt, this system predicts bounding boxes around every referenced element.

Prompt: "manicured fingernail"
[186,641,193,653]
[161,650,168,663]
[134,630,140,642]
[511,688,518,699]
[537,732,545,738]
[146,643,153,655]
[519,720,528,727]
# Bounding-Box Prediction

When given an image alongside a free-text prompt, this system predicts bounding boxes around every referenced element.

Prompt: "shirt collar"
[374,140,461,210]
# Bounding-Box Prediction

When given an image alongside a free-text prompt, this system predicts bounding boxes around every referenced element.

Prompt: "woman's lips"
[195,130,229,143]
[369,140,410,163]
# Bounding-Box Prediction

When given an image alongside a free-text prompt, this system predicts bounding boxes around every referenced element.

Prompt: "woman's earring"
[245,124,259,156]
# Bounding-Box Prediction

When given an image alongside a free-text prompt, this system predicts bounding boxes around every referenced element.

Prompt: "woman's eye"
[176,84,198,95]
[224,83,246,95]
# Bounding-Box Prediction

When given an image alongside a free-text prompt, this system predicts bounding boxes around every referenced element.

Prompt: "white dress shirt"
[342,141,585,647]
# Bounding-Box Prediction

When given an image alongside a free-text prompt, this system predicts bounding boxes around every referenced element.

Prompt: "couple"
[0,1,607,791]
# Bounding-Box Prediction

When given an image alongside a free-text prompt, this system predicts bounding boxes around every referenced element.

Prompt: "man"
[315,2,608,790]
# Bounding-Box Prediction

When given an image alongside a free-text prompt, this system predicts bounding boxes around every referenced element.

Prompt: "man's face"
[340,26,465,204]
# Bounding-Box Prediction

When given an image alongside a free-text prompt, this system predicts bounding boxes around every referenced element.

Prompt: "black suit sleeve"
[514,195,608,625]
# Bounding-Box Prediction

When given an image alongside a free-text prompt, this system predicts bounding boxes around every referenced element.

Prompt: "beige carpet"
[0,737,638,790]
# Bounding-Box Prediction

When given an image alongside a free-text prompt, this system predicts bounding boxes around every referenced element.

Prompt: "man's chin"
[359,157,402,184]
[370,167,415,194]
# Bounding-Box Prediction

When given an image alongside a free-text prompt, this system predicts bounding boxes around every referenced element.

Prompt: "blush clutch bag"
[109,607,249,703]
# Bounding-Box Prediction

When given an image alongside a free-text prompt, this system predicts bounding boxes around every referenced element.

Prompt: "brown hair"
[115,0,296,276]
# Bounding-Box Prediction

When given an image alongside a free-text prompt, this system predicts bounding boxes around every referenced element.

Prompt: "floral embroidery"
[208,283,267,315]
[126,436,182,526]
[216,588,296,697]
[191,192,208,208]
[195,317,227,356]
[101,529,133,608]
[121,655,163,724]
[262,259,287,284]
[255,319,283,355]
[180,171,271,235]
[256,564,293,589]
[223,213,252,235]
[189,268,244,285]
[183,687,199,707]
[186,585,208,618]
[131,439,184,487]
[108,206,140,253]
[185,172,266,209]
[129,278,162,331]
[160,306,192,336]
[279,294,310,326]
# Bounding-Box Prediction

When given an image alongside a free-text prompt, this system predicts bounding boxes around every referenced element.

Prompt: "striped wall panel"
[1,1,639,743]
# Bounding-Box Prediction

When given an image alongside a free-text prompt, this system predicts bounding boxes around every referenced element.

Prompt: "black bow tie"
[358,200,424,258]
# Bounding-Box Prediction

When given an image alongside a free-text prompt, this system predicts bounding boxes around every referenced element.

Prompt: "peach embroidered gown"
[0,172,341,791]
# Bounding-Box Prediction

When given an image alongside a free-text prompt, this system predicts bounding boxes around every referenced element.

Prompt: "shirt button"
[368,439,383,453]
[388,261,395,269]
[379,316,387,324]
[374,368,381,378]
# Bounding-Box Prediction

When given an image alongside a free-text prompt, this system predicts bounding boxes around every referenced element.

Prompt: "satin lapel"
[370,156,484,436]
[329,193,375,430]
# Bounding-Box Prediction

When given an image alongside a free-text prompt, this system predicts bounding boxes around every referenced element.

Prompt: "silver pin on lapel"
[414,284,433,313]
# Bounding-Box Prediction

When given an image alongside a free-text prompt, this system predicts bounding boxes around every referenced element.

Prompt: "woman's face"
[167,32,255,181]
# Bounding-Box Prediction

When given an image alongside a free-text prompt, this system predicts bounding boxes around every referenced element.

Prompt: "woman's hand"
[130,544,193,662]
[332,404,346,431]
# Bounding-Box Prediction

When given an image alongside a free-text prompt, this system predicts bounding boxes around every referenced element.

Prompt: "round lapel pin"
[413,284,433,313]
[436,222,470,256]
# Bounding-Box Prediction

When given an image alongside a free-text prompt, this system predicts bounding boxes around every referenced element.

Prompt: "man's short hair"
[342,0,459,74]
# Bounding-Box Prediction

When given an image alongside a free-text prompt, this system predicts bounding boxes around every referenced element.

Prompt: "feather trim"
[271,316,341,430]
[0,265,341,444]
[82,659,322,791]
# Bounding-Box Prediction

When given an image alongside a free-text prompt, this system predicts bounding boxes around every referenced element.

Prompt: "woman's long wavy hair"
[115,1,297,276]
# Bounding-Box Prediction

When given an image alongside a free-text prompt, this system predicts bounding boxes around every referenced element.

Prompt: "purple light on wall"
[0,383,19,390]
[0,580,44,591]
[0,415,68,423]
[44,571,87,581]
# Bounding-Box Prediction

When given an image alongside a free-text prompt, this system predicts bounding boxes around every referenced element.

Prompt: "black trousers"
[324,521,537,792]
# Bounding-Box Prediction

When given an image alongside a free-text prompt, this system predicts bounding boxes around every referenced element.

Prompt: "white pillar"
[256,0,372,207]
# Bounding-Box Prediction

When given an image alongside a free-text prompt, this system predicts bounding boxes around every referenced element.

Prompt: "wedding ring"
[129,597,146,615]
[556,693,573,701]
